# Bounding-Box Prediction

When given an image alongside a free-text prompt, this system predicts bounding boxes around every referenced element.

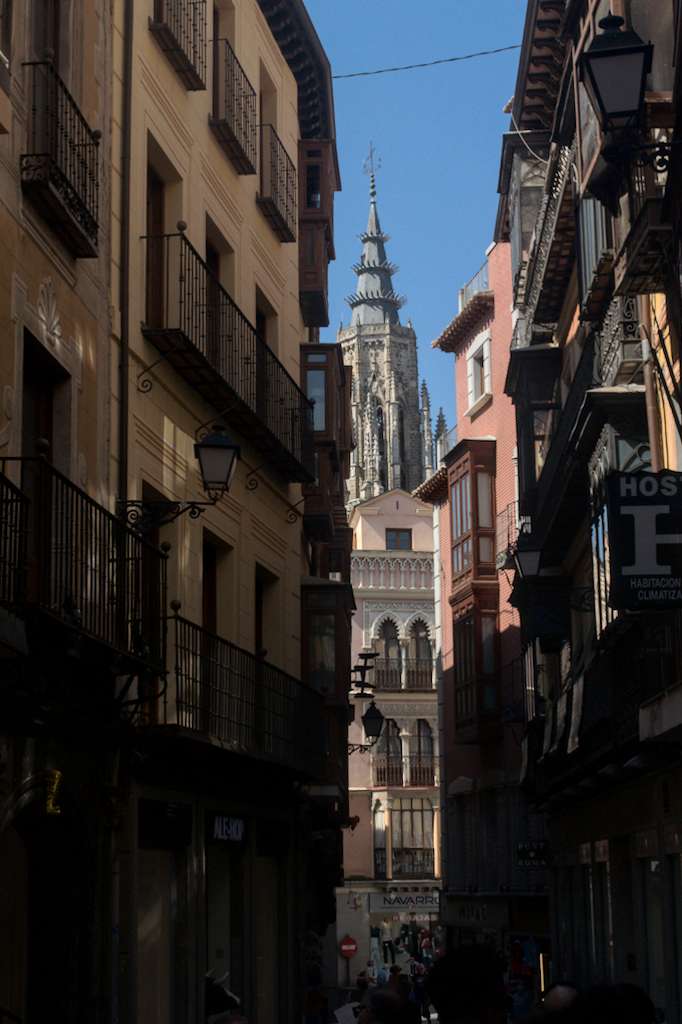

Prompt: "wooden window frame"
[385,528,412,551]
[448,444,496,585]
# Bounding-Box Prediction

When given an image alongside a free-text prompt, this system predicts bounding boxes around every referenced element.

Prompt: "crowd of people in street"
[331,944,663,1024]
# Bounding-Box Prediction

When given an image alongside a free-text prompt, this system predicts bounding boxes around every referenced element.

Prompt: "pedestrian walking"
[381,916,396,965]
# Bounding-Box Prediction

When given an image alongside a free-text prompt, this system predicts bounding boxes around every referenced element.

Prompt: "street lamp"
[120,424,240,530]
[513,547,542,579]
[348,699,385,755]
[194,426,240,499]
[580,13,652,134]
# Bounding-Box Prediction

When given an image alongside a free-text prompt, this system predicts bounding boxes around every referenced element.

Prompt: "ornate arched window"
[375,719,403,786]
[375,620,401,690]
[407,620,431,689]
[412,721,435,786]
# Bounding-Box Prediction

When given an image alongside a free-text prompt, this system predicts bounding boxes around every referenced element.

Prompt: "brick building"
[416,241,548,1009]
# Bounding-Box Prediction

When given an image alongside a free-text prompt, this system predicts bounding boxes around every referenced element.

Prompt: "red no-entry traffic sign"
[339,935,358,959]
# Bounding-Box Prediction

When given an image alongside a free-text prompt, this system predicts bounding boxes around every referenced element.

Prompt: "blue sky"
[306,0,527,429]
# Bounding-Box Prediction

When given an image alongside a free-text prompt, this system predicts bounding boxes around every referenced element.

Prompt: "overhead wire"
[332,43,522,80]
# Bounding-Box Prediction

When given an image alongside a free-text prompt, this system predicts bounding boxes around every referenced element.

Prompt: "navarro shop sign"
[369,891,440,913]
[607,472,682,609]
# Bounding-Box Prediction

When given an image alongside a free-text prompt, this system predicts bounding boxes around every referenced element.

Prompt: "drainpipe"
[118,0,134,505]
[114,6,135,1024]
[639,296,663,472]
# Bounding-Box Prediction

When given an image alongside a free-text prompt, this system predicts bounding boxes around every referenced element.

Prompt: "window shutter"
[483,337,492,395]
[466,354,474,409]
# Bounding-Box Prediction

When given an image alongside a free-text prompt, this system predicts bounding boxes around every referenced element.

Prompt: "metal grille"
[168,615,324,772]
[373,755,403,786]
[374,658,402,690]
[258,123,297,242]
[392,848,435,878]
[211,38,256,173]
[143,231,314,477]
[404,660,433,690]
[1,458,166,666]
[21,60,99,253]
[151,0,206,89]
[0,470,27,607]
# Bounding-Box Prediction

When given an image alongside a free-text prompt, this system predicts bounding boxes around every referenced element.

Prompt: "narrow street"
[0,1,681,1022]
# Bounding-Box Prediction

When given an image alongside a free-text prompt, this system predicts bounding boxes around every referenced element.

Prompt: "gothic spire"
[345,173,405,327]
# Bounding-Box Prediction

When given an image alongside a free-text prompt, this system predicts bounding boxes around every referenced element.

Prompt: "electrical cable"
[332,43,521,80]
[509,107,549,165]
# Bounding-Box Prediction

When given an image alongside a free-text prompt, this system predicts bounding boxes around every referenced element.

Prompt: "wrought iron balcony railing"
[21,60,100,257]
[257,123,297,243]
[405,659,434,690]
[373,755,436,787]
[614,129,673,296]
[0,458,167,667]
[149,0,206,90]
[374,848,436,880]
[210,39,256,174]
[373,754,404,786]
[393,848,435,879]
[142,231,314,482]
[0,471,27,609]
[495,501,532,570]
[374,658,402,690]
[164,615,325,774]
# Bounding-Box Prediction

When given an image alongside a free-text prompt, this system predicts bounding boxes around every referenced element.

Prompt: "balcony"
[373,755,436,788]
[0,471,27,609]
[394,848,435,878]
[374,848,434,880]
[614,140,673,295]
[495,501,531,570]
[459,262,490,312]
[142,231,314,482]
[257,124,297,243]
[21,60,100,258]
[210,39,256,174]
[374,658,402,691]
[149,0,206,90]
[163,615,325,775]
[351,550,433,591]
[405,660,434,690]
[0,458,167,669]
[597,295,643,386]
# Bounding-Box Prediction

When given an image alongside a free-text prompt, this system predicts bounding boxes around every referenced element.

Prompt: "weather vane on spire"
[363,141,381,198]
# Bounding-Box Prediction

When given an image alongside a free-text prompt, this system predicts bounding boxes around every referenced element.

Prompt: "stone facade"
[338,179,434,504]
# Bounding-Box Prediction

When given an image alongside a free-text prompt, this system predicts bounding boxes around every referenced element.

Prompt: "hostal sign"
[607,472,682,609]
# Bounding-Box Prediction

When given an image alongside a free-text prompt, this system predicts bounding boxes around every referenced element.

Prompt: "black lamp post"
[580,13,652,134]
[348,699,385,754]
[120,424,240,529]
[579,13,676,171]
[194,426,240,499]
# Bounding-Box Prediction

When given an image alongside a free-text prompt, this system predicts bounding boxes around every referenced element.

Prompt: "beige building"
[0,2,349,1022]
[336,490,441,984]
[0,3,116,1021]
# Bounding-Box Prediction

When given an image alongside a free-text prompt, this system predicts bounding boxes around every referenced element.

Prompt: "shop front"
[132,784,296,1024]
[446,894,549,1018]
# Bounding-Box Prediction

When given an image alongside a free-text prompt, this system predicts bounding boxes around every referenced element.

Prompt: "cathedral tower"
[339,170,432,505]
